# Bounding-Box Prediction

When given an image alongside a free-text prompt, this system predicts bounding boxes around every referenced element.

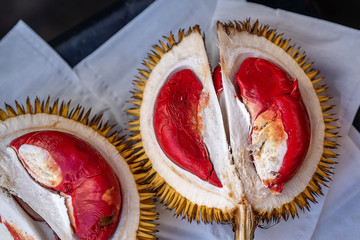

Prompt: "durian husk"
[0,97,157,240]
[127,20,338,239]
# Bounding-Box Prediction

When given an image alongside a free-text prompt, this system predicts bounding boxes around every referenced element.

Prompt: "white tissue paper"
[1,0,360,239]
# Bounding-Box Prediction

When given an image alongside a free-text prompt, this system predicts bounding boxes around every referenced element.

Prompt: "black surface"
[0,0,118,41]
[49,0,154,67]
[248,0,360,30]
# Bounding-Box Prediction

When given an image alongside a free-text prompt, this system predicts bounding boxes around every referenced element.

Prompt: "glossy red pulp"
[236,58,311,193]
[213,65,223,98]
[154,69,222,187]
[10,131,121,240]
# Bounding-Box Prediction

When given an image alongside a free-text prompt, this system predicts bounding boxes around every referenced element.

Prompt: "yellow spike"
[312,77,323,85]
[318,96,331,102]
[148,52,161,64]
[50,99,59,115]
[307,70,319,80]
[291,47,300,58]
[298,59,307,67]
[127,125,140,132]
[43,97,50,113]
[174,198,186,216]
[295,52,305,63]
[15,101,25,115]
[316,87,327,94]
[206,207,213,222]
[128,100,142,107]
[286,44,295,54]
[34,98,41,113]
[325,131,339,138]
[139,193,155,202]
[324,140,337,148]
[143,60,154,70]
[168,193,180,209]
[153,45,165,56]
[302,62,313,71]
[322,105,333,112]
[60,101,71,117]
[273,34,283,45]
[323,147,337,157]
[138,69,150,79]
[80,109,91,124]
[321,156,337,165]
[281,39,290,50]
[137,229,155,239]
[26,97,33,114]
[128,119,140,126]
[126,108,140,117]
[139,221,157,229]
[0,109,9,120]
[135,75,147,84]
[324,118,337,123]
[251,20,259,34]
[159,40,169,52]
[5,104,17,117]
[325,124,338,130]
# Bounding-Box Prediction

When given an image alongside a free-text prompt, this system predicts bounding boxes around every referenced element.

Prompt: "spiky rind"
[220,19,338,223]
[127,26,232,224]
[0,97,157,240]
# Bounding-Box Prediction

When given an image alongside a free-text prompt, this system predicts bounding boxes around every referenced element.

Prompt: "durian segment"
[217,20,337,221]
[129,27,240,221]
[0,98,157,240]
[0,188,54,240]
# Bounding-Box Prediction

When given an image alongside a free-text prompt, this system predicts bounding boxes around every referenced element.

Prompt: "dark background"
[1,0,359,129]
[1,0,359,65]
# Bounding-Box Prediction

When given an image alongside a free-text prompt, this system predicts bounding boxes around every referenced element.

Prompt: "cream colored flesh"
[250,110,288,182]
[0,114,140,240]
[217,24,325,213]
[18,144,62,188]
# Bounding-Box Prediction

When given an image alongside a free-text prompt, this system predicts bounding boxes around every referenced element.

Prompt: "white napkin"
[1,0,360,239]
[0,21,120,126]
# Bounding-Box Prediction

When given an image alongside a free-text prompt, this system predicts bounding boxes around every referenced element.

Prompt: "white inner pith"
[18,144,62,188]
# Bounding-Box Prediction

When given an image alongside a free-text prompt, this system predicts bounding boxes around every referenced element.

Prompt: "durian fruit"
[127,19,338,239]
[0,97,157,240]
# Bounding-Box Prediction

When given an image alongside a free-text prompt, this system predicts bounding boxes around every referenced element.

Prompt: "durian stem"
[234,202,256,240]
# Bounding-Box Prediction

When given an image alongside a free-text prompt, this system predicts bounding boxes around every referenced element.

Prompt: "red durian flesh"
[213,65,223,98]
[236,58,311,193]
[10,131,121,240]
[153,69,222,187]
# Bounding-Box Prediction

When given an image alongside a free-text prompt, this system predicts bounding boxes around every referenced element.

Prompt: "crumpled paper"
[1,0,360,239]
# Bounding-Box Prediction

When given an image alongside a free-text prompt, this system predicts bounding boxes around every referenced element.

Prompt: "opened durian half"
[127,19,338,239]
[0,98,157,240]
